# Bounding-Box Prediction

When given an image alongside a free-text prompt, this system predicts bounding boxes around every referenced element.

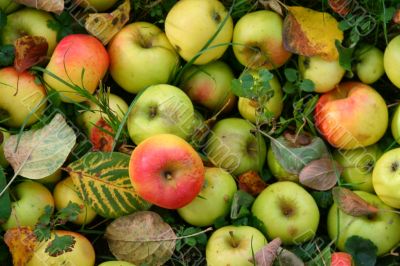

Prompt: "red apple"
[44,34,109,103]
[331,252,353,266]
[129,134,205,209]
[315,82,388,149]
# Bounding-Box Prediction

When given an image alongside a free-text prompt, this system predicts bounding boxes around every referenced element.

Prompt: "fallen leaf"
[85,0,130,45]
[332,187,379,217]
[260,0,284,16]
[14,36,48,73]
[4,227,38,266]
[105,211,176,266]
[393,9,400,24]
[328,0,351,16]
[275,248,305,266]
[299,158,341,191]
[90,118,114,152]
[14,0,64,14]
[238,170,268,196]
[249,238,282,266]
[283,6,344,60]
[4,114,76,179]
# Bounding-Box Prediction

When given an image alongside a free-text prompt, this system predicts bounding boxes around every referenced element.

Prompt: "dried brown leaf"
[14,36,48,73]
[249,238,282,266]
[239,170,268,196]
[260,0,284,16]
[332,187,379,217]
[275,248,305,266]
[299,158,341,191]
[4,227,38,266]
[14,0,64,14]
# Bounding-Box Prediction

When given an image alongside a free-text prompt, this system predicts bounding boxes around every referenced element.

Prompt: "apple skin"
[205,118,267,176]
[327,191,400,256]
[53,176,97,225]
[1,8,57,55]
[355,44,384,84]
[384,35,400,89]
[129,134,205,209]
[26,230,95,266]
[98,262,136,266]
[372,148,400,208]
[0,0,19,14]
[2,181,54,230]
[0,67,47,128]
[0,129,10,168]
[165,0,233,65]
[206,225,267,266]
[127,84,195,145]
[391,105,400,144]
[331,252,353,266]
[315,82,388,149]
[252,181,320,245]
[75,0,119,12]
[177,167,237,226]
[298,55,345,93]
[238,75,283,123]
[44,34,109,103]
[37,168,62,185]
[232,10,291,69]
[267,148,298,182]
[109,22,180,94]
[334,144,381,192]
[179,60,236,112]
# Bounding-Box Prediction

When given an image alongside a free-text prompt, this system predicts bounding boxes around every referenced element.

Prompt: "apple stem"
[229,231,239,248]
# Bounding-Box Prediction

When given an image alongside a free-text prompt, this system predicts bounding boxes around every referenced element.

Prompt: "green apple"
[26,230,95,266]
[205,118,267,176]
[0,67,47,128]
[391,105,400,144]
[232,10,291,69]
[98,262,136,266]
[206,225,267,266]
[252,181,320,245]
[75,0,119,12]
[53,176,97,225]
[299,55,345,93]
[267,148,298,182]
[36,168,62,185]
[384,35,400,88]
[108,22,180,94]
[354,44,384,84]
[165,0,233,64]
[372,148,400,208]
[177,167,237,226]
[0,129,10,168]
[238,74,283,124]
[1,8,57,56]
[334,144,381,192]
[0,0,19,14]
[327,191,400,256]
[2,181,54,230]
[127,84,195,145]
[179,60,236,112]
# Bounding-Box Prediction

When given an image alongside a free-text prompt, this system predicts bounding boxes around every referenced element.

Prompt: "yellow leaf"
[283,6,343,60]
[4,227,38,266]
[85,0,130,45]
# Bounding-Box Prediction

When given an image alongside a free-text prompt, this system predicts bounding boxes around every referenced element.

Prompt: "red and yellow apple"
[44,34,109,103]
[315,82,388,149]
[129,134,205,209]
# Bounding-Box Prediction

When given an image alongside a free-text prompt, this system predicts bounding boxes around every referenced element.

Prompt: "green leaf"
[0,10,6,29]
[230,190,255,220]
[310,191,333,209]
[34,205,53,241]
[345,236,377,266]
[56,202,81,223]
[338,19,352,31]
[45,234,76,257]
[284,68,298,82]
[241,73,254,91]
[0,45,14,67]
[299,79,315,92]
[379,7,396,23]
[335,40,355,71]
[67,152,151,218]
[259,68,273,89]
[283,82,296,94]
[0,166,11,224]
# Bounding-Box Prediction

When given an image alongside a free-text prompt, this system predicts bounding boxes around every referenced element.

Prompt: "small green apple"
[177,167,237,226]
[0,129,10,168]
[206,225,267,266]
[252,181,320,245]
[0,0,19,14]
[267,148,298,182]
[354,44,384,84]
[74,0,119,12]
[384,35,400,89]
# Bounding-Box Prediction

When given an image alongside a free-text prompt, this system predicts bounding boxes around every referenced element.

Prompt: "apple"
[74,0,119,12]
[206,225,267,266]
[238,74,283,123]
[298,55,345,93]
[53,176,97,225]
[26,230,95,266]
[98,262,136,266]
[315,82,388,149]
[205,118,267,176]
[252,181,320,245]
[165,0,233,65]
[43,34,109,103]
[1,8,57,55]
[232,10,291,69]
[331,252,353,266]
[127,84,195,145]
[267,148,298,182]
[327,190,400,256]
[2,181,54,230]
[334,144,381,192]
[391,104,400,144]
[0,0,19,14]
[177,167,237,226]
[354,44,384,84]
[384,35,400,88]
[0,67,47,128]
[179,60,236,112]
[0,129,10,168]
[37,168,62,185]
[129,134,205,209]
[372,148,400,208]
[108,22,180,94]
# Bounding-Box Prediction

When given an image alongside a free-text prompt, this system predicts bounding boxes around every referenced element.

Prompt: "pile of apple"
[2,0,400,265]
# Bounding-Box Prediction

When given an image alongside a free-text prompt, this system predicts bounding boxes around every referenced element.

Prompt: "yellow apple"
[384,35,400,88]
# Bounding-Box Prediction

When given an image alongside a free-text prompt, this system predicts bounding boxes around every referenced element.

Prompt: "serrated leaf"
[4,227,38,266]
[335,40,355,71]
[67,152,151,218]
[345,236,377,266]
[4,114,76,179]
[14,0,64,14]
[14,36,48,72]
[332,187,379,217]
[105,211,176,266]
[45,234,76,257]
[299,158,341,191]
[0,166,11,224]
